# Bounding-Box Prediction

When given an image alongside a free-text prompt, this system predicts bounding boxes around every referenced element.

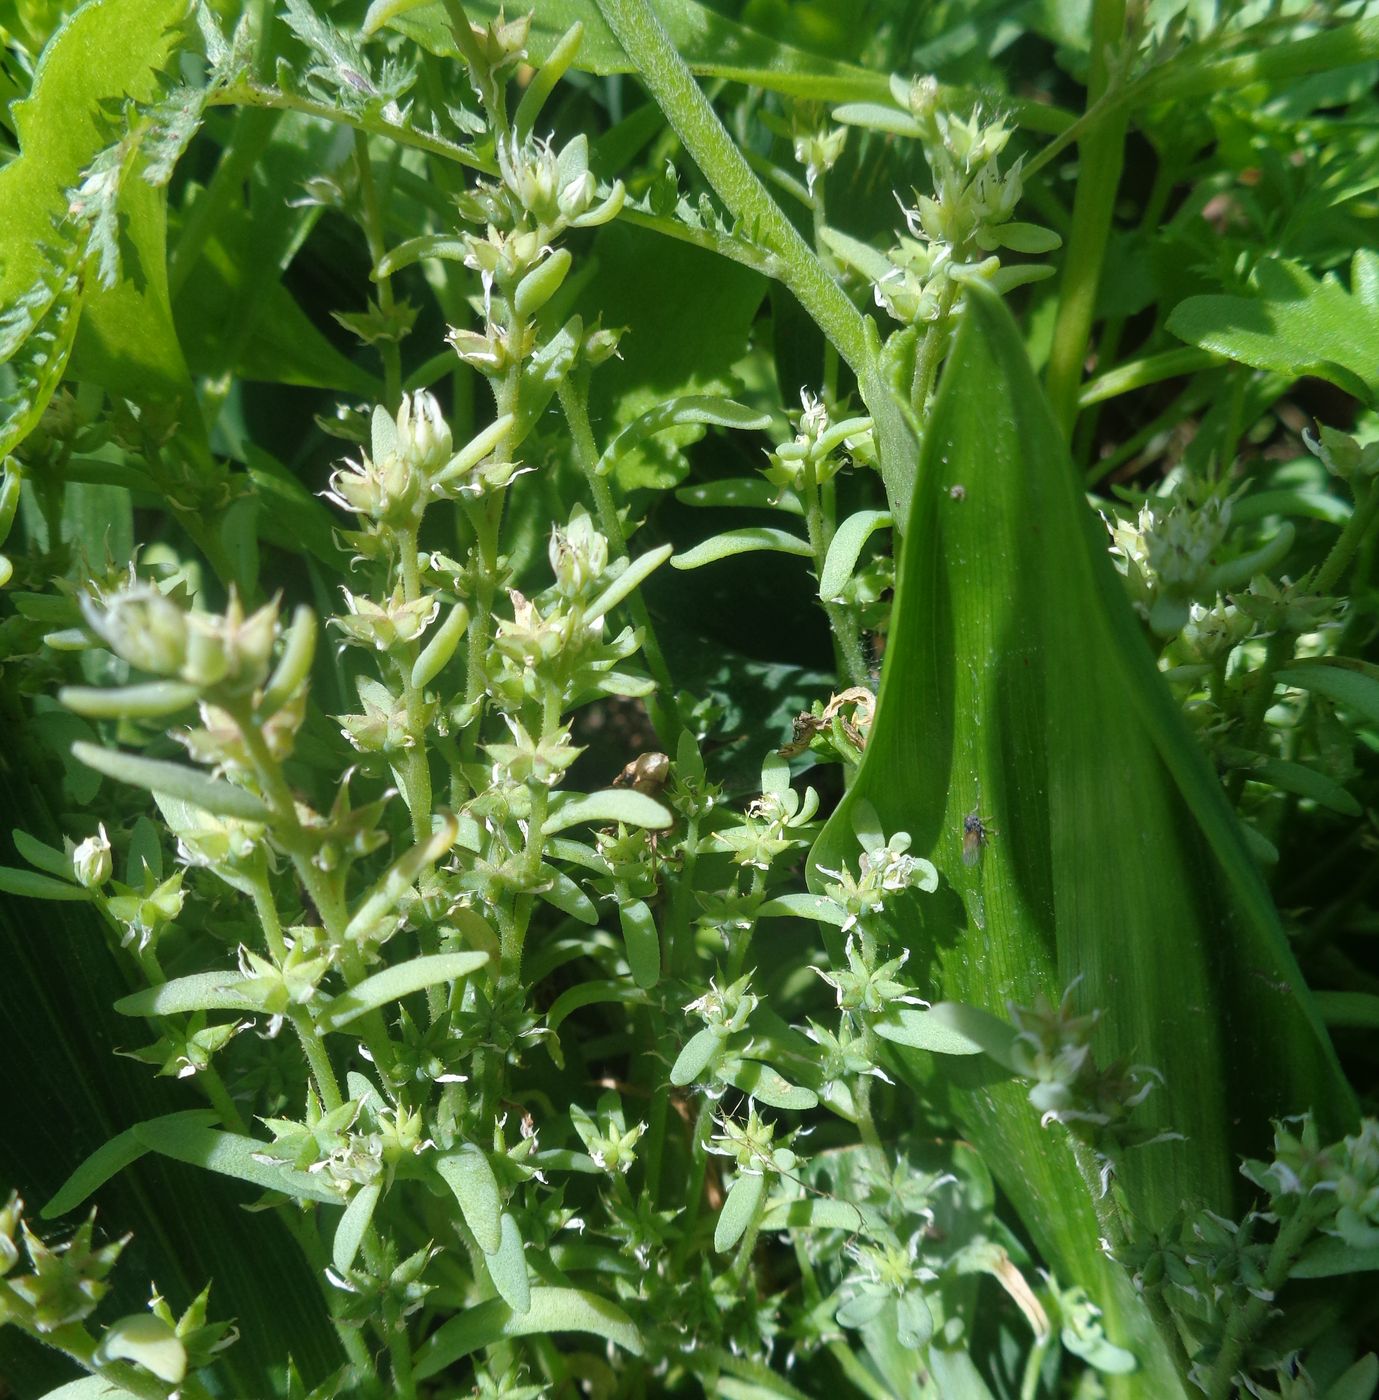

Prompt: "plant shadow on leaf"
[810,281,1355,1396]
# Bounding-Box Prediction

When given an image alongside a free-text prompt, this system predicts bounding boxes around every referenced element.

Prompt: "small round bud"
[73,825,113,890]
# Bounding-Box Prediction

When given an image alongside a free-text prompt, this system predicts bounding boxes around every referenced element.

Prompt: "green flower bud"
[72,824,113,889]
[581,324,625,366]
[82,583,189,677]
[396,390,452,478]
[549,507,608,596]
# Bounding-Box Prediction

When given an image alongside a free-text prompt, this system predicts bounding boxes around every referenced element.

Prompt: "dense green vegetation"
[2,2,1379,1396]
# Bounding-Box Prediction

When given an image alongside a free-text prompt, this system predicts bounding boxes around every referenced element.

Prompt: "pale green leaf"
[818,509,892,602]
[715,1172,765,1252]
[332,1179,382,1276]
[412,1286,641,1379]
[42,1112,219,1218]
[317,952,489,1031]
[486,1213,531,1314]
[71,743,271,823]
[435,1144,503,1255]
[544,789,673,833]
[619,899,661,989]
[115,972,256,1017]
[129,1119,342,1204]
[671,527,813,570]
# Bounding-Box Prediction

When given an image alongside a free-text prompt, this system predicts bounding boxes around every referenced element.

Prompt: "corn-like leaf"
[810,284,1353,1394]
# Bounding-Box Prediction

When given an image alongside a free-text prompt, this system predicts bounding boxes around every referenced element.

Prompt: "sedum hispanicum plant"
[3,1,1379,1399]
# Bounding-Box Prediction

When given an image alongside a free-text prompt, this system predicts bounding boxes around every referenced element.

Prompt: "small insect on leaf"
[962,810,996,867]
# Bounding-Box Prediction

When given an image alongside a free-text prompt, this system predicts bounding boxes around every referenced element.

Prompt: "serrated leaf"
[809,283,1352,1397]
[1167,254,1379,404]
[412,1286,641,1379]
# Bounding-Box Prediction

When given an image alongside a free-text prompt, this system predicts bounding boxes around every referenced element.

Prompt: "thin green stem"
[207,83,493,173]
[557,373,678,739]
[591,0,866,374]
[798,457,867,688]
[1312,481,1379,599]
[1078,347,1218,409]
[355,132,403,410]
[1205,1201,1329,1400]
[253,863,342,1110]
[396,527,435,843]
[909,282,958,419]
[1045,0,1128,439]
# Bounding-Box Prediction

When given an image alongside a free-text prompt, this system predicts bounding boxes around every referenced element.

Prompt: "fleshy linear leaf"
[332,1179,381,1276]
[715,1171,765,1252]
[435,1144,503,1255]
[545,789,673,833]
[1167,254,1379,404]
[129,1119,343,1204]
[412,1286,642,1379]
[818,509,892,602]
[42,1112,218,1218]
[72,742,272,822]
[810,283,1352,1397]
[0,763,340,1393]
[485,1213,531,1315]
[316,951,488,1031]
[671,527,814,570]
[114,972,257,1017]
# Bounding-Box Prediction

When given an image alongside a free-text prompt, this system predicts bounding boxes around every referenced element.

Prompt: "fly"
[962,810,996,866]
